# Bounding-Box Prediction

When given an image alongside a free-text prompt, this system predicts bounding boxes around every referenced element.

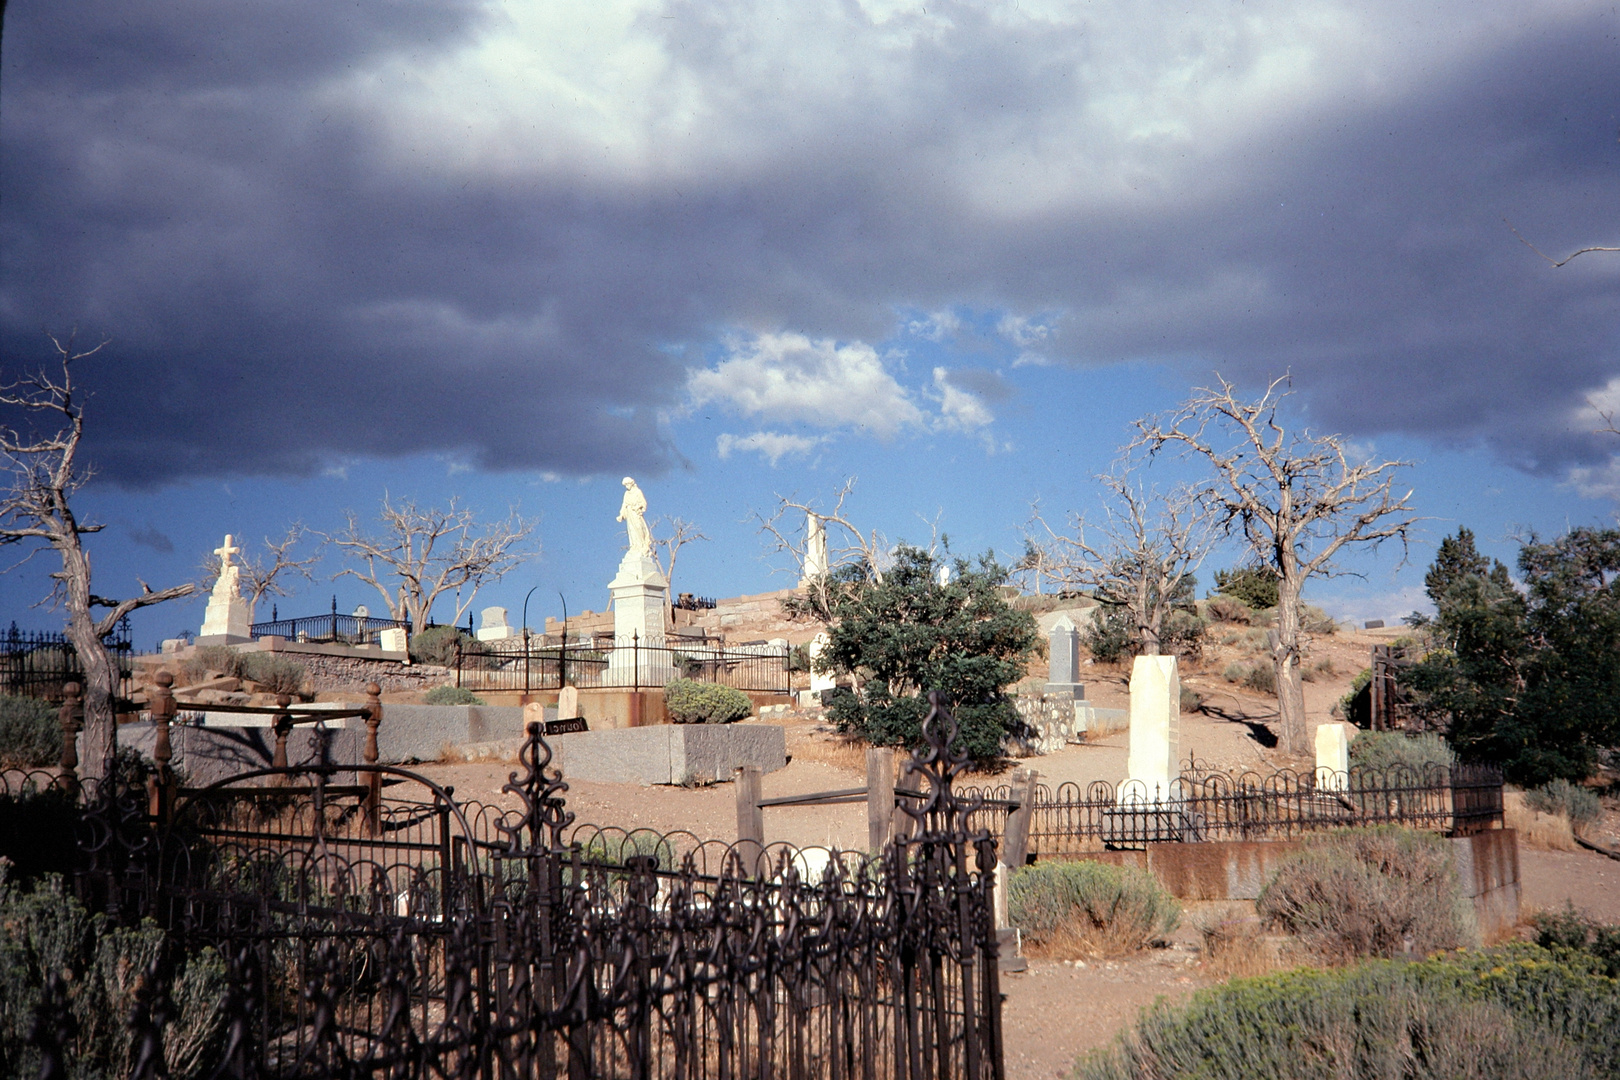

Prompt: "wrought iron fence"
[14,696,1003,1079]
[961,758,1504,854]
[0,619,133,700]
[455,634,791,694]
[249,611,410,646]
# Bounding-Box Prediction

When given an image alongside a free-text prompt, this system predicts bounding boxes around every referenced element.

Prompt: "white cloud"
[1311,585,1431,629]
[1567,455,1620,500]
[1575,376,1620,430]
[907,309,962,342]
[715,431,827,465]
[688,332,925,438]
[932,367,995,432]
[997,313,1053,348]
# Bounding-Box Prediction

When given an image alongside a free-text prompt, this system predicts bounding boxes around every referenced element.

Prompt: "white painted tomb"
[1123,654,1180,801]
[1315,722,1350,790]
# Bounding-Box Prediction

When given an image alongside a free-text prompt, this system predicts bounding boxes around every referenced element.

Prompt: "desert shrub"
[1301,604,1339,635]
[664,679,752,724]
[423,685,485,706]
[238,653,306,696]
[1221,662,1244,683]
[1204,595,1251,623]
[1257,826,1474,961]
[1178,687,1203,713]
[1534,905,1620,978]
[1525,779,1602,831]
[1246,606,1276,627]
[1313,657,1336,678]
[1213,567,1279,610]
[0,695,60,768]
[1007,860,1179,957]
[0,870,228,1078]
[409,625,483,667]
[1076,944,1620,1080]
[177,644,244,684]
[1349,730,1456,773]
[1084,608,1133,665]
[1241,664,1276,694]
[786,643,811,673]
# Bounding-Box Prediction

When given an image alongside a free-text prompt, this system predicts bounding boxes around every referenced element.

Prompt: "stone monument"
[378,627,409,655]
[799,512,828,585]
[1123,654,1180,800]
[1315,722,1350,791]
[476,606,516,642]
[607,477,673,685]
[1044,614,1086,699]
[808,631,836,694]
[198,534,253,645]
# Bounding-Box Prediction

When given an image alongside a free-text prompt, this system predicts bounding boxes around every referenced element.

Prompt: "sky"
[1,0,1617,649]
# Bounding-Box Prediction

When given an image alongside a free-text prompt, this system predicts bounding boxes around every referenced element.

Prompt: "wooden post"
[866,747,895,852]
[363,681,383,835]
[1002,768,1038,870]
[57,682,82,796]
[148,672,178,822]
[736,764,764,874]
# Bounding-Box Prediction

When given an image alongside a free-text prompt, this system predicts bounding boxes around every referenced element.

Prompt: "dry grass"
[1504,790,1577,851]
[781,725,873,774]
[1194,912,1300,980]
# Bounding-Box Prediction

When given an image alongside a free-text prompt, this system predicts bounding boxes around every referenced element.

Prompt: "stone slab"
[376,704,527,763]
[547,723,787,785]
[112,721,361,788]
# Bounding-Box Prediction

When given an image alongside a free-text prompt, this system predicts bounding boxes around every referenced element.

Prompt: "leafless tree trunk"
[754,477,889,620]
[1133,374,1416,754]
[651,515,709,597]
[1028,468,1217,656]
[326,496,535,631]
[198,523,323,606]
[0,335,196,782]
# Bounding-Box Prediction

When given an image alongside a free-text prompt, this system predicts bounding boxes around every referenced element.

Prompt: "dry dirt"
[409,625,1620,1080]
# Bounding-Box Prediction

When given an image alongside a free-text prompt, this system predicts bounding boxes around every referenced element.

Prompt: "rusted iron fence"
[0,619,132,700]
[7,692,1002,1080]
[455,633,791,694]
[962,758,1504,856]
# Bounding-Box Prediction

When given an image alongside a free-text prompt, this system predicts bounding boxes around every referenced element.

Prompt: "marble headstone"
[1044,614,1085,699]
[1124,655,1180,799]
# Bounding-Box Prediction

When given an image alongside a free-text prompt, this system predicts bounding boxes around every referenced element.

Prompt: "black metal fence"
[0,620,132,700]
[962,758,1504,854]
[456,634,791,694]
[10,696,1003,1079]
[249,612,410,646]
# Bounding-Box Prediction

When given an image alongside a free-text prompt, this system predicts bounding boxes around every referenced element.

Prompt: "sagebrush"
[1349,730,1455,773]
[1007,860,1179,957]
[663,679,752,724]
[1257,826,1474,961]
[424,685,485,706]
[239,653,306,695]
[0,695,59,768]
[1525,779,1601,831]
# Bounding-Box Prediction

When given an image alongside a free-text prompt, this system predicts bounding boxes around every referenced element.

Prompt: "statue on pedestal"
[618,477,652,558]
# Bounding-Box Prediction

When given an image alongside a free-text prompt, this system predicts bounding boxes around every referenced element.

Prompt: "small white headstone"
[558,685,580,719]
[808,631,836,693]
[937,564,953,586]
[1315,723,1350,791]
[1124,655,1180,800]
[352,604,370,619]
[379,627,409,655]
[476,606,516,642]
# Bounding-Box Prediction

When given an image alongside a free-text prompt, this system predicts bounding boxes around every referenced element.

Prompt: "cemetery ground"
[404,643,1620,1079]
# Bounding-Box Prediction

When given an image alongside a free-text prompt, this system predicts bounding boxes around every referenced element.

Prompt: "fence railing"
[9,695,1005,1080]
[456,633,791,694]
[961,758,1504,854]
[0,619,132,700]
[249,611,410,646]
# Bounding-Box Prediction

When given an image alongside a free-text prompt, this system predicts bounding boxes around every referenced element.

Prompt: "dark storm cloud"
[2,1,1616,487]
[126,524,174,554]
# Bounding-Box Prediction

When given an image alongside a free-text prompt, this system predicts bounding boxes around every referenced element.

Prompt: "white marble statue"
[618,477,653,558]
[212,534,242,600]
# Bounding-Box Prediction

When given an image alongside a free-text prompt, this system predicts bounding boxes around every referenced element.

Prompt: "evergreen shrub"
[0,695,60,768]
[663,679,752,724]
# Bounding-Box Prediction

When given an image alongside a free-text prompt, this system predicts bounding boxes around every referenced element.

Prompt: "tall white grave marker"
[808,631,836,694]
[800,512,828,585]
[198,534,253,644]
[1124,655,1180,800]
[607,477,673,685]
[1315,722,1350,791]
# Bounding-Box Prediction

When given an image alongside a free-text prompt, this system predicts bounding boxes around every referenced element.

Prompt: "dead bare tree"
[651,515,709,598]
[1133,374,1416,755]
[198,524,323,607]
[1505,219,1620,268]
[0,334,196,781]
[754,477,889,620]
[1010,537,1057,595]
[327,496,536,631]
[1029,470,1218,656]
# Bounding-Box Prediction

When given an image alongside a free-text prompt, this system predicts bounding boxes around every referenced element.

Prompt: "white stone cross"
[214,534,241,567]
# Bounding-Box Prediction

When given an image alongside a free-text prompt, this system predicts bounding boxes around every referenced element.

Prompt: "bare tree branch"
[324,496,536,630]
[0,332,196,781]
[1028,467,1218,656]
[1131,373,1417,754]
[753,477,889,620]
[199,523,324,606]
[1505,218,1620,268]
[651,515,709,597]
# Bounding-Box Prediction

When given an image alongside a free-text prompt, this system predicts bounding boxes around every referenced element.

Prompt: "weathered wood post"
[735,764,764,874]
[148,671,178,822]
[363,681,383,835]
[1002,768,1038,870]
[56,682,82,796]
[271,694,293,779]
[866,747,895,852]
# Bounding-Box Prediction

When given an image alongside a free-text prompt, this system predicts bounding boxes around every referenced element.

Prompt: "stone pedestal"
[476,606,516,642]
[1315,722,1350,790]
[1044,613,1086,699]
[198,592,252,645]
[1124,654,1180,801]
[606,551,674,686]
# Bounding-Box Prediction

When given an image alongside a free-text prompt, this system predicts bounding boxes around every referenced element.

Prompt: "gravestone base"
[548,723,788,785]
